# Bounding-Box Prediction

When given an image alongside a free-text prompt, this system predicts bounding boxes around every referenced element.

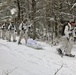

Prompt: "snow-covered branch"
[54,64,63,75]
[0,2,7,7]
[71,3,76,9]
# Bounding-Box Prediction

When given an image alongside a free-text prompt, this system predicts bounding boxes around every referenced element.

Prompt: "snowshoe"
[65,54,75,57]
[57,48,64,57]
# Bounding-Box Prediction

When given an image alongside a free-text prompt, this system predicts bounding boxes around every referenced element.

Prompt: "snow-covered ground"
[0,38,76,75]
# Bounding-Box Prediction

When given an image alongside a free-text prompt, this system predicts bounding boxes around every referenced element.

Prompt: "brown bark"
[17,0,20,20]
[32,0,36,39]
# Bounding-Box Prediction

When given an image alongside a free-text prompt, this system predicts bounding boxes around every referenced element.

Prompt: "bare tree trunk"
[32,0,36,39]
[27,0,31,19]
[17,0,20,20]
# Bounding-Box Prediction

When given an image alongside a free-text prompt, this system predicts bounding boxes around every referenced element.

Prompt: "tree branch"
[54,64,63,75]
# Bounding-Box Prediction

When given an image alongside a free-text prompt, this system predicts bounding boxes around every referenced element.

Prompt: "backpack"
[21,22,24,30]
[62,22,70,36]
[10,24,14,30]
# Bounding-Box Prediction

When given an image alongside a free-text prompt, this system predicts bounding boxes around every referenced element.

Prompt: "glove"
[70,28,74,31]
[67,37,69,41]
[69,33,72,37]
[22,27,24,30]
[15,30,16,32]
[10,28,11,30]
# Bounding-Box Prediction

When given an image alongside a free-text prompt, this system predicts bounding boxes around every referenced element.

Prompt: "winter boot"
[13,40,17,42]
[8,40,11,42]
[57,48,63,54]
[65,54,75,57]
[18,42,22,44]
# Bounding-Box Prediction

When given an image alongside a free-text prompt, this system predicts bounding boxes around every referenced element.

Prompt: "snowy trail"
[0,39,76,75]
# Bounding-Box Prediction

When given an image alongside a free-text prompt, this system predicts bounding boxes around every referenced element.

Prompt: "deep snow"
[0,38,76,75]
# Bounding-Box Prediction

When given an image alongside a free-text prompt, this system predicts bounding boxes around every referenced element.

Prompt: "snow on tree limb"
[0,0,11,11]
[71,3,76,8]
[0,2,7,7]
[10,8,17,15]
[70,3,76,11]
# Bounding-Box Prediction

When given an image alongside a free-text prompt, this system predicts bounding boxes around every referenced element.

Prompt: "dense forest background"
[0,0,76,43]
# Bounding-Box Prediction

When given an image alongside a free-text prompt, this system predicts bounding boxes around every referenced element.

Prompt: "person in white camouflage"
[18,19,28,44]
[1,22,8,40]
[8,21,17,42]
[57,21,75,57]
[72,25,76,42]
[0,26,2,38]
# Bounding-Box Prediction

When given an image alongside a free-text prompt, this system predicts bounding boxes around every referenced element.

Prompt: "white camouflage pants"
[0,29,2,38]
[60,36,73,54]
[18,30,28,44]
[2,29,7,40]
[8,30,16,41]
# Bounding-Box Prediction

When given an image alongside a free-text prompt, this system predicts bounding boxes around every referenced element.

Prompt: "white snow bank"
[0,39,76,75]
